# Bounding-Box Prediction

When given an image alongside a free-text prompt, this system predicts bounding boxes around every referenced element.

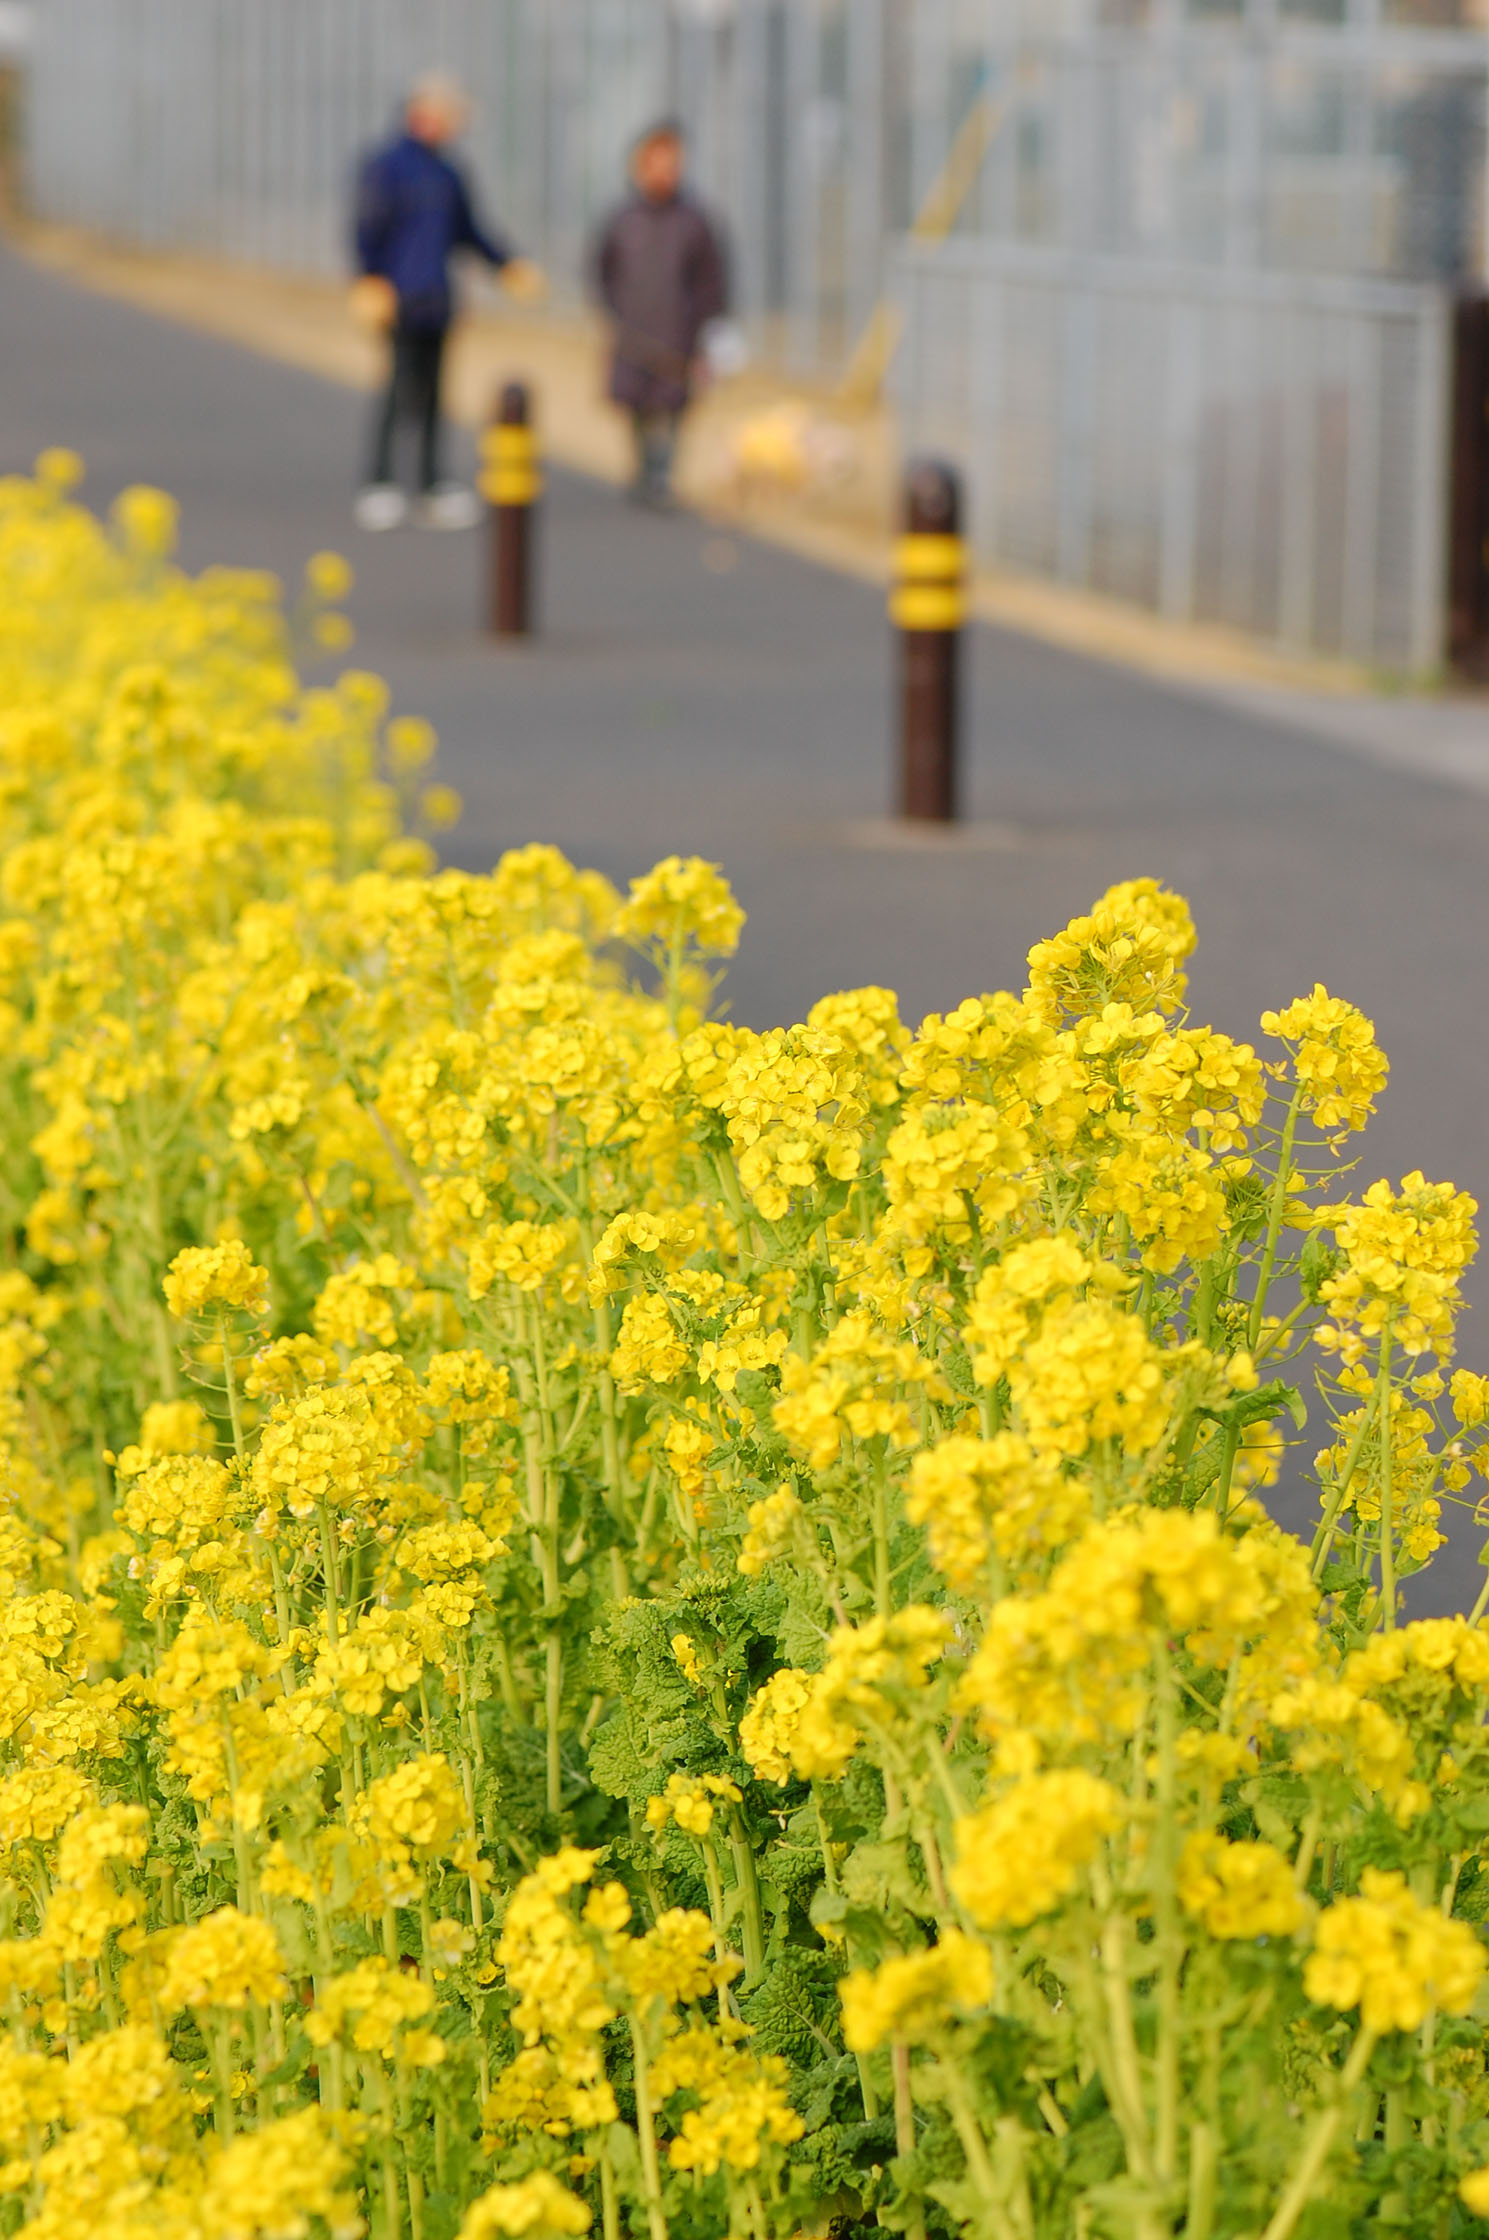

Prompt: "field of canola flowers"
[3,448,1489,2240]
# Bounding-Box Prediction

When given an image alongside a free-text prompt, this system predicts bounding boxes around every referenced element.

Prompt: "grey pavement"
[4,238,1489,1611]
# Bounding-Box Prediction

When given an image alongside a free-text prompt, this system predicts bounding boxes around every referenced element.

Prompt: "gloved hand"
[501,259,549,304]
[348,275,398,333]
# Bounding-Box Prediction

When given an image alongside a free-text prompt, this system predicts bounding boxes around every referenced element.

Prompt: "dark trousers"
[631,409,681,498]
[368,323,447,492]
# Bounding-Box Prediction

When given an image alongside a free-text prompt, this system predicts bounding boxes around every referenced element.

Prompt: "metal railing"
[903,1,1489,286]
[893,236,1451,672]
[21,0,1480,667]
[24,0,1489,377]
[23,0,900,380]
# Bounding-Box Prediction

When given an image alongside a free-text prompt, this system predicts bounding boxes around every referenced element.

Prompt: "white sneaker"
[418,484,482,531]
[354,484,408,532]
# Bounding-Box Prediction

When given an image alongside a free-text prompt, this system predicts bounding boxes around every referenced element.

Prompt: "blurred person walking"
[593,121,728,509]
[352,72,542,532]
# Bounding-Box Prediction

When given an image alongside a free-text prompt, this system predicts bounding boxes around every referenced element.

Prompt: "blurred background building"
[19,0,1489,669]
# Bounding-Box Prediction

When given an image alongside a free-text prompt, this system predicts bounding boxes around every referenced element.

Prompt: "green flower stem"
[1375,1323,1398,1631]
[727,1809,766,1985]
[711,1150,755,1278]
[699,1836,734,2009]
[939,2062,999,2212]
[1213,1420,1242,1526]
[599,2138,621,2240]
[377,2091,403,2240]
[913,1810,950,1914]
[456,1636,485,1774]
[1292,1808,1323,1893]
[1152,1652,1184,2183]
[1185,2119,1218,2240]
[417,1888,434,1986]
[891,2044,915,2155]
[626,2016,672,2240]
[1259,2027,1376,2240]
[208,2013,235,2139]
[311,1897,345,2112]
[217,1311,245,1462]
[813,1784,880,2119]
[455,1755,484,1931]
[577,1183,632,1599]
[1381,2085,1410,2222]
[221,1749,257,1917]
[1309,1387,1384,1580]
[1255,1292,1312,1366]
[1095,1913,1156,2187]
[664,926,685,1033]
[872,1448,893,1622]
[316,1506,342,1647]
[1248,1084,1305,1351]
[515,1295,564,1816]
[891,2043,926,2240]
[268,1545,294,1655]
[1193,1254,1218,1347]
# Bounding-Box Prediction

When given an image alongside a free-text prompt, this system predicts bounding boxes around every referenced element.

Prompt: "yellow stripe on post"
[890,585,967,632]
[896,457,963,822]
[480,424,542,507]
[479,468,543,505]
[489,379,538,637]
[481,426,538,463]
[895,533,966,582]
[890,531,967,631]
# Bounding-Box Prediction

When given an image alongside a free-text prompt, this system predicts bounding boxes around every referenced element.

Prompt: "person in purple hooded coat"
[593,121,729,509]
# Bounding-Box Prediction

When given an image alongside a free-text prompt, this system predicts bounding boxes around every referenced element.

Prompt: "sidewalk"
[11,216,1412,709]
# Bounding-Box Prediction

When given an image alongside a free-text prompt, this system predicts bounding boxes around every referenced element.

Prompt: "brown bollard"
[480,382,542,637]
[891,459,966,821]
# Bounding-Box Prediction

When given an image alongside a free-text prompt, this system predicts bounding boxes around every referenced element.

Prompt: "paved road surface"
[4,238,1487,1609]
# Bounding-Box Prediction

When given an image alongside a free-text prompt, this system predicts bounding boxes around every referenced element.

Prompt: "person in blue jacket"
[352,73,542,531]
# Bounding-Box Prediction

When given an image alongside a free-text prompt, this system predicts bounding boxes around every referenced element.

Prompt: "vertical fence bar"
[784,0,818,375]
[1407,291,1450,677]
[1278,297,1320,653]
[1056,278,1096,588]
[1159,284,1200,623]
[1448,290,1489,676]
[892,238,1446,671]
[1341,299,1383,661]
[969,250,1005,573]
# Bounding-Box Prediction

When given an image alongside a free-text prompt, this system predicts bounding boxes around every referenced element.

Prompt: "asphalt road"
[4,237,1488,1610]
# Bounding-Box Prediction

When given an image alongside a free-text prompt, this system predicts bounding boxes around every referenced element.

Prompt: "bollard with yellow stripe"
[890,531,967,634]
[486,381,539,637]
[479,420,543,509]
[894,458,965,822]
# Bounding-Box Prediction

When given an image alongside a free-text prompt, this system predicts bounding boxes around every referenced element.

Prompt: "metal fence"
[904,1,1489,285]
[893,237,1451,671]
[25,0,1489,378]
[22,0,1482,665]
[24,0,904,379]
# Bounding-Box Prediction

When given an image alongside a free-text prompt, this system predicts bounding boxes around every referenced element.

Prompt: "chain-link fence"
[24,0,905,379]
[22,0,1486,665]
[27,1,1489,375]
[906,1,1489,285]
[894,236,1451,670]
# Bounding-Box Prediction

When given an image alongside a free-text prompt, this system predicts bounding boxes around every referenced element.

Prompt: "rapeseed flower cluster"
[0,458,1488,2240]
